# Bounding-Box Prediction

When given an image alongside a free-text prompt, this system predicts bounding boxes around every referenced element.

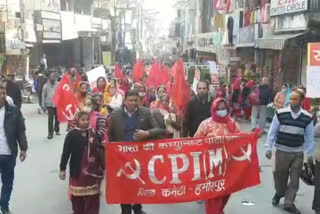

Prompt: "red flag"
[170,63,177,77]
[146,61,163,87]
[52,73,79,122]
[171,59,191,116]
[132,59,144,83]
[161,66,171,85]
[115,64,124,79]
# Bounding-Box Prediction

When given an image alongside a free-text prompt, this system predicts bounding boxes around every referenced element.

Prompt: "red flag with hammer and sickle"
[52,73,79,122]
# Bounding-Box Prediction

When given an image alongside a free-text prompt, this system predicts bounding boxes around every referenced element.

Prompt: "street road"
[9,104,315,214]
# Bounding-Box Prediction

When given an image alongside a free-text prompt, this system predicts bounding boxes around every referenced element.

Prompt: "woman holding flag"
[194,98,240,214]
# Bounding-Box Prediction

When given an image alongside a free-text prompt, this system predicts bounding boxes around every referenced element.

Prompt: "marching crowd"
[0,59,318,214]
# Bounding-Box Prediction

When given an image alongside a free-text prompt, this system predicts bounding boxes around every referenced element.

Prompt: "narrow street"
[7,104,315,214]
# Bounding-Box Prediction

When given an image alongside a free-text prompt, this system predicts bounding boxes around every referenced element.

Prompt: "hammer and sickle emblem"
[62,84,70,91]
[117,159,145,184]
[62,104,78,121]
[232,144,252,162]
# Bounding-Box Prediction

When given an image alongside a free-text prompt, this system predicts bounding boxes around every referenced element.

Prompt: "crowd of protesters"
[2,58,320,214]
[29,60,316,214]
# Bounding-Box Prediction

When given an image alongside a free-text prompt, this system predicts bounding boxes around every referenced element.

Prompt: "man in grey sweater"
[42,72,60,139]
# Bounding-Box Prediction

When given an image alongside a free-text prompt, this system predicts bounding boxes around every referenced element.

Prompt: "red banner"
[52,73,79,122]
[106,132,260,204]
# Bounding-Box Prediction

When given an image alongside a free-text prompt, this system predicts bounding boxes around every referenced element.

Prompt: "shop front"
[192,32,222,62]
[31,10,62,67]
[254,0,309,90]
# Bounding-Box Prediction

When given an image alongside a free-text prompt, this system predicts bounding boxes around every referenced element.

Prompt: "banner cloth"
[106,132,260,204]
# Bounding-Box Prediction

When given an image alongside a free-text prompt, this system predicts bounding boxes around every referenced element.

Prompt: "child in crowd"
[59,111,104,214]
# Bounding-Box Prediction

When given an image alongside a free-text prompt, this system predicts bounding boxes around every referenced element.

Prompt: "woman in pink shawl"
[194,98,240,214]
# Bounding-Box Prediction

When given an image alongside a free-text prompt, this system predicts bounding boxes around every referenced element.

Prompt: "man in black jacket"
[251,77,273,133]
[5,75,22,109]
[109,90,166,214]
[0,84,28,214]
[183,81,213,137]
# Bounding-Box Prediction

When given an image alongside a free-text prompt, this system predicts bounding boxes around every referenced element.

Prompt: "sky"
[143,0,176,36]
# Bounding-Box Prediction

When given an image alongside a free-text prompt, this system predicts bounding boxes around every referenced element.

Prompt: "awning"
[194,46,217,53]
[236,42,255,48]
[256,33,304,50]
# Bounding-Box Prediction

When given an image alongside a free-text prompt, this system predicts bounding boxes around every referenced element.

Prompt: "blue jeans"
[0,155,16,210]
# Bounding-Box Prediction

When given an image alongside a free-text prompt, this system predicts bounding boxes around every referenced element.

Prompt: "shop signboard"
[275,13,307,32]
[35,11,62,42]
[306,43,320,98]
[103,51,112,66]
[193,32,222,52]
[5,17,25,55]
[270,0,308,16]
[42,18,61,40]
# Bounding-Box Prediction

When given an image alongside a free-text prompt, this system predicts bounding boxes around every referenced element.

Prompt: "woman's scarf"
[92,77,106,94]
[104,83,116,104]
[211,98,237,133]
[76,81,90,110]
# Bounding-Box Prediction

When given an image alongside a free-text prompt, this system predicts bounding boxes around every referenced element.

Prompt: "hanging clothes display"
[227,16,234,46]
[213,14,225,30]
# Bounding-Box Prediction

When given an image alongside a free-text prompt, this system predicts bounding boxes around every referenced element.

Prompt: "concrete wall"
[301,46,307,86]
[83,37,94,70]
[75,0,93,15]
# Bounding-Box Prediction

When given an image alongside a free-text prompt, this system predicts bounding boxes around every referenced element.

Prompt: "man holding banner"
[108,90,167,214]
[265,89,314,214]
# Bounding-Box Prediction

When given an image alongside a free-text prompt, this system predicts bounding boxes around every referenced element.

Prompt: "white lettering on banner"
[194,179,225,196]
[143,143,155,151]
[270,0,308,16]
[208,148,223,179]
[158,139,202,151]
[205,136,240,145]
[169,154,190,184]
[191,152,202,181]
[137,188,156,197]
[161,186,186,198]
[118,145,139,153]
[148,155,167,184]
[116,148,232,185]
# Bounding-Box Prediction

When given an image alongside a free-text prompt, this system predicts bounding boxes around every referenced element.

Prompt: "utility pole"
[109,0,117,64]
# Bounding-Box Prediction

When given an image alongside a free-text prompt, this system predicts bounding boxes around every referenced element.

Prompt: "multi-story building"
[179,0,320,90]
[12,0,112,74]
